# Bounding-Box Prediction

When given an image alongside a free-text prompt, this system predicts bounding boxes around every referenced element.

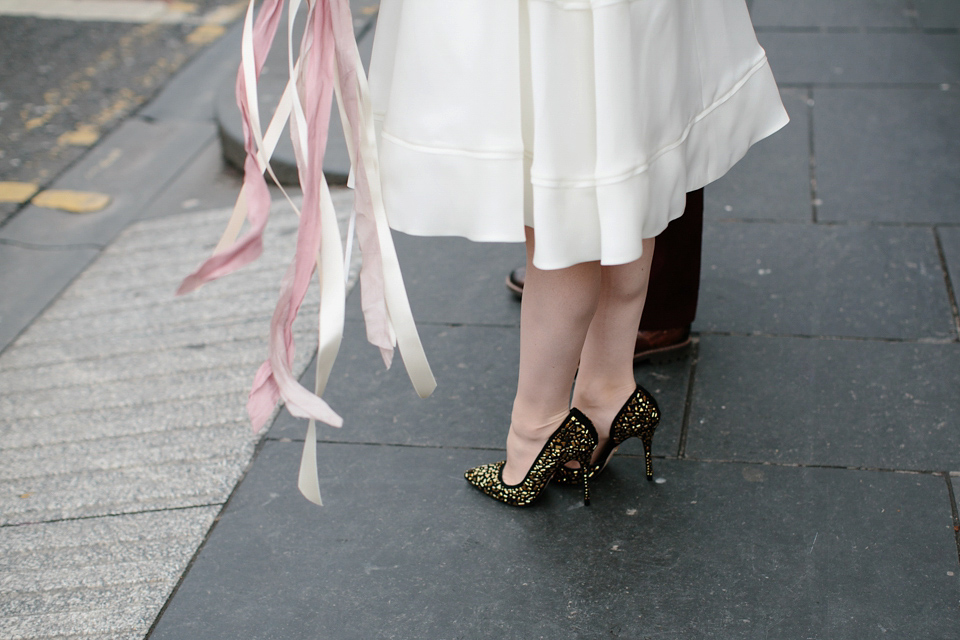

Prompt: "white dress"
[369,0,789,269]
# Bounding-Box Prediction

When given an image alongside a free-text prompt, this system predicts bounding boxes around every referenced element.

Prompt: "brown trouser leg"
[639,188,704,331]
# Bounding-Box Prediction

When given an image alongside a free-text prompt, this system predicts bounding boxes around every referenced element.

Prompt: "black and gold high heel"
[464,409,599,507]
[554,385,660,485]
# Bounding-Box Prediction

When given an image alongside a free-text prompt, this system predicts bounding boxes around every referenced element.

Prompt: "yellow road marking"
[58,125,100,147]
[11,4,243,188]
[187,24,226,46]
[95,149,124,172]
[168,2,199,14]
[33,189,111,213]
[84,148,124,181]
[202,1,246,26]
[0,182,40,204]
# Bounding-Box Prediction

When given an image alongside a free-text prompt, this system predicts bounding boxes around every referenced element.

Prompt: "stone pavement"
[2,1,960,639]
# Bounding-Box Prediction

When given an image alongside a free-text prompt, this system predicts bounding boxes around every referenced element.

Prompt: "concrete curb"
[215,13,378,185]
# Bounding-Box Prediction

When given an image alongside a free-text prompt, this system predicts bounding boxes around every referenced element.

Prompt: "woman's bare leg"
[573,237,656,461]
[502,227,601,485]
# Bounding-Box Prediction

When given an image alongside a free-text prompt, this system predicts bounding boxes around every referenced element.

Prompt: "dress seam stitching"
[534,54,771,189]
[377,54,772,188]
[378,128,525,160]
[528,0,655,11]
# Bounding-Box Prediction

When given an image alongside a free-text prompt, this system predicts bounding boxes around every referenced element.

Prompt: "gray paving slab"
[20,288,302,346]
[0,203,17,228]
[52,244,295,300]
[78,208,297,264]
[270,321,516,447]
[0,244,99,353]
[0,507,216,568]
[11,302,302,348]
[51,267,297,315]
[4,551,185,595]
[113,187,349,255]
[953,476,960,530]
[0,422,251,482]
[705,88,812,222]
[100,201,298,252]
[0,363,255,419]
[1,458,238,525]
[914,0,960,28]
[0,584,172,622]
[0,119,216,247]
[0,507,218,639]
[150,442,960,640]
[0,392,249,450]
[40,277,292,322]
[815,86,960,224]
[758,32,960,85]
[91,219,283,260]
[751,0,914,28]
[0,337,282,393]
[940,226,960,326]
[1,610,148,640]
[269,322,691,460]
[139,21,244,123]
[347,232,525,327]
[69,243,290,288]
[0,319,280,371]
[695,222,955,340]
[139,141,250,221]
[0,333,310,395]
[0,508,219,554]
[686,335,960,471]
[0,197,338,529]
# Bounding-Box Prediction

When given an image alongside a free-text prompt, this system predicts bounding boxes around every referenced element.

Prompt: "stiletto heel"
[573,446,594,506]
[554,384,660,485]
[464,409,599,507]
[641,432,654,481]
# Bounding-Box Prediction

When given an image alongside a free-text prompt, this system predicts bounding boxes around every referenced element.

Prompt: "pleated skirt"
[369,0,789,269]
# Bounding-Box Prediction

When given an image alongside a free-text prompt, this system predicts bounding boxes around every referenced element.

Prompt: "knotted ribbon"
[178,0,436,505]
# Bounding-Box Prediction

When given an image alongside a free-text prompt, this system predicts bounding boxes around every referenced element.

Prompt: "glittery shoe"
[464,409,599,507]
[554,385,661,486]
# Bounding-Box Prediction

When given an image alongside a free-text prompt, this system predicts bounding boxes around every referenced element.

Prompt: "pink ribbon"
[177,0,283,297]
[177,0,436,503]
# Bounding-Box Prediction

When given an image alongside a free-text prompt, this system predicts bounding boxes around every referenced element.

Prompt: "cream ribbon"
[183,0,436,505]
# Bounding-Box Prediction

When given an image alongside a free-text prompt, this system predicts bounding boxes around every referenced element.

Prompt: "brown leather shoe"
[634,326,692,364]
[505,266,525,299]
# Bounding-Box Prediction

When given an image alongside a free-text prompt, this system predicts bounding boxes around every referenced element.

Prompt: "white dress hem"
[380,56,789,269]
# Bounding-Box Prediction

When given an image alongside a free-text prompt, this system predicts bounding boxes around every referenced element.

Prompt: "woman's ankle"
[572,381,637,434]
[502,409,570,484]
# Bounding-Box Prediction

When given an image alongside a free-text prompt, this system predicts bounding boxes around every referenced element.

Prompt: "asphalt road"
[0,0,248,224]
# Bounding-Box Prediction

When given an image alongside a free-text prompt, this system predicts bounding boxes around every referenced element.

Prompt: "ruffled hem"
[529,56,788,269]
[378,56,787,268]
[371,0,790,269]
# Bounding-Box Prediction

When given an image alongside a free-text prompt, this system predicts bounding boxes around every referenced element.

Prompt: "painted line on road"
[0,182,40,204]
[33,189,111,213]
[10,4,238,186]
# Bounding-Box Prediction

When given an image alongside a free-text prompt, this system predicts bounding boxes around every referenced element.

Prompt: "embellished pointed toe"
[464,409,598,507]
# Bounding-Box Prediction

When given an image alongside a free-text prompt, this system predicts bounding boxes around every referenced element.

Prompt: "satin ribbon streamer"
[178,0,436,505]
